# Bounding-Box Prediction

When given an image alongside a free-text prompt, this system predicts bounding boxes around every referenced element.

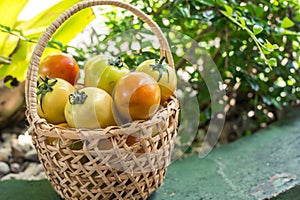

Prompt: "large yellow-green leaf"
[0,40,33,81]
[0,0,95,82]
[18,0,83,38]
[0,0,29,57]
[41,5,95,60]
[52,7,95,44]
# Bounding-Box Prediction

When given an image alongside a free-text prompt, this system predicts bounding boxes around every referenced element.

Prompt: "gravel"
[0,124,46,181]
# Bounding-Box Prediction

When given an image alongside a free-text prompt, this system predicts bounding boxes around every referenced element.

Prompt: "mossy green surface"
[1,106,300,200]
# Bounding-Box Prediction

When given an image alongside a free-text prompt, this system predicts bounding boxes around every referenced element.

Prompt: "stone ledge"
[150,106,300,200]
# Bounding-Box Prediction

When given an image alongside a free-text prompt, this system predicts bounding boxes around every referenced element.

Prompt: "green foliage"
[76,0,299,139]
[0,0,95,83]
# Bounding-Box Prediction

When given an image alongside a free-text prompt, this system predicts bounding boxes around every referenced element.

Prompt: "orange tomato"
[112,72,161,124]
[126,135,145,153]
[136,57,177,103]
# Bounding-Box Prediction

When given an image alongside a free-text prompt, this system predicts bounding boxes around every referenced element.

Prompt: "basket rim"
[27,96,179,140]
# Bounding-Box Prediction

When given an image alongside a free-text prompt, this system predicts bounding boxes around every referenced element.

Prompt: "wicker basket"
[25,1,179,199]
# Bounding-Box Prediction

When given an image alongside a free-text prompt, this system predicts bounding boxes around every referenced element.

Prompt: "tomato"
[84,55,130,95]
[39,53,80,85]
[37,77,75,124]
[126,135,145,153]
[64,87,116,129]
[112,72,161,124]
[135,57,177,103]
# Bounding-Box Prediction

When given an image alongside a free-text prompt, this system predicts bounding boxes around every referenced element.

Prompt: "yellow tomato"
[37,77,75,124]
[64,87,116,129]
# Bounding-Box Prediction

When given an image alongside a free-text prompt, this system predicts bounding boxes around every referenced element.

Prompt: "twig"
[225,25,229,69]
[175,27,213,70]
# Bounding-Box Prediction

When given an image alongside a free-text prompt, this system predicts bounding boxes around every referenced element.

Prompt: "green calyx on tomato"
[108,56,124,68]
[69,90,88,105]
[37,76,58,113]
[149,56,170,82]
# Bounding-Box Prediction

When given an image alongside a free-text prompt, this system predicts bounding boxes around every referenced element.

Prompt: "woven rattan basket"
[25,1,179,199]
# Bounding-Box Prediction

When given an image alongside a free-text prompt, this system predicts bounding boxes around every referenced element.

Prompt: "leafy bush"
[75,0,299,143]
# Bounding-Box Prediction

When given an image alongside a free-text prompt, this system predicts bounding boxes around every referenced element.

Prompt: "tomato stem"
[159,56,166,65]
[69,90,88,105]
[109,56,123,68]
[150,56,170,83]
[37,76,57,114]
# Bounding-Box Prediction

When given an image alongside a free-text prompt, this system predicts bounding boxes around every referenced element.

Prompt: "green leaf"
[271,98,282,109]
[281,17,295,28]
[40,7,95,60]
[246,77,260,91]
[266,58,277,67]
[0,0,29,57]
[224,4,233,17]
[239,17,246,28]
[178,7,190,18]
[253,24,263,35]
[263,40,279,53]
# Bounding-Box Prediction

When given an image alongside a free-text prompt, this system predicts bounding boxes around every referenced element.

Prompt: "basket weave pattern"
[25,1,179,199]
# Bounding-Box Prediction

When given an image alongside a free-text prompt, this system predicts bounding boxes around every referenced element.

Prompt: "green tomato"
[136,57,177,103]
[84,55,130,95]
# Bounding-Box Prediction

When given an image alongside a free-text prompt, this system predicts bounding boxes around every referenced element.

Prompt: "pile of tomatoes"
[37,53,177,130]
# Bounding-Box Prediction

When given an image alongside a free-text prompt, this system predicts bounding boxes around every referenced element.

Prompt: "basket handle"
[25,0,174,123]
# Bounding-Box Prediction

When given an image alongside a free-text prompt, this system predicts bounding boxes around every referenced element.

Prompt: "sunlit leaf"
[52,8,95,45]
[281,17,295,28]
[224,4,233,16]
[18,0,83,38]
[253,24,263,35]
[41,7,95,60]
[0,0,95,82]
[266,58,277,67]
[239,17,246,27]
[0,0,29,57]
[0,40,33,81]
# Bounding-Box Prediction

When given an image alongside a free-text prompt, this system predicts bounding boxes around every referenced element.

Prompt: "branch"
[225,26,229,69]
[153,1,172,17]
[175,27,213,70]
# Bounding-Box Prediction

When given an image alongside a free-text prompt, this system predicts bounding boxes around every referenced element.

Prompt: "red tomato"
[112,72,161,124]
[39,53,80,85]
